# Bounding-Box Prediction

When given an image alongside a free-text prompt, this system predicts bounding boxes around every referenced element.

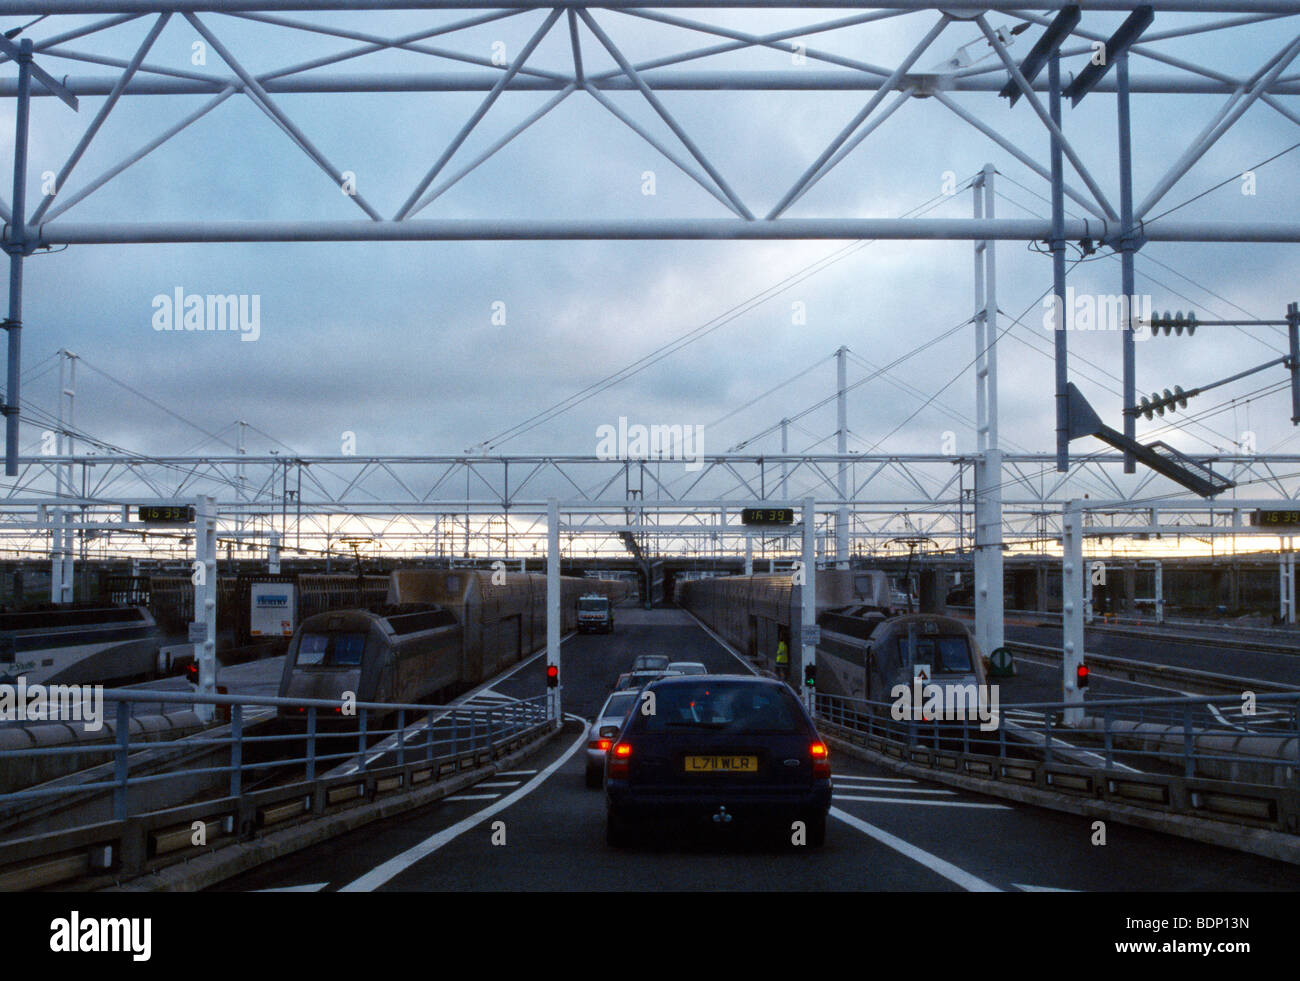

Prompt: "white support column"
[547,498,561,724]
[800,497,817,710]
[1284,538,1297,625]
[1154,560,1164,624]
[1284,548,1294,626]
[268,532,281,575]
[1084,559,1095,624]
[1062,502,1085,727]
[49,530,63,603]
[744,532,753,576]
[192,496,218,724]
[835,346,850,569]
[1280,546,1287,622]
[237,419,247,557]
[50,349,76,603]
[973,164,1003,659]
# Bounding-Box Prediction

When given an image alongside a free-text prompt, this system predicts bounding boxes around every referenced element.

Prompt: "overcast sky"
[6,6,1300,511]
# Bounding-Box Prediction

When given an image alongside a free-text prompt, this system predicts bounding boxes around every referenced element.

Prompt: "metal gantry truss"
[2,3,1300,477]
[5,450,1300,561]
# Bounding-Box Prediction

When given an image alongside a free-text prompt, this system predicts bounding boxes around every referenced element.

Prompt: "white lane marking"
[1000,716,1142,773]
[835,795,1012,809]
[339,721,589,892]
[251,882,328,893]
[679,607,759,675]
[497,770,538,776]
[1014,883,1080,892]
[445,794,500,801]
[835,786,956,796]
[833,775,918,784]
[475,781,523,788]
[830,807,1002,892]
[1206,703,1236,728]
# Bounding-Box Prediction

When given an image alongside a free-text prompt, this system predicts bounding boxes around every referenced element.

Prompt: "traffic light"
[1149,310,1198,337]
[804,662,816,688]
[1076,663,1090,689]
[546,663,559,688]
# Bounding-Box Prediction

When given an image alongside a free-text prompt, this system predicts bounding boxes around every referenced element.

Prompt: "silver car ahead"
[586,689,640,787]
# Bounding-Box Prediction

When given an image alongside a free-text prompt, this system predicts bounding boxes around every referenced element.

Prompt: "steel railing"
[812,689,1300,785]
[0,687,554,824]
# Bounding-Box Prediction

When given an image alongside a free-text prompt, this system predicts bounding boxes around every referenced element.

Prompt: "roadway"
[216,608,1300,892]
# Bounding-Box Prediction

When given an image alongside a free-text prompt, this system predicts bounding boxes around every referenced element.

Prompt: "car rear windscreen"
[602,692,638,719]
[634,682,804,733]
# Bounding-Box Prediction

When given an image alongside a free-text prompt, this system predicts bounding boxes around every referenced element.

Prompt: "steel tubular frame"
[0,5,1297,555]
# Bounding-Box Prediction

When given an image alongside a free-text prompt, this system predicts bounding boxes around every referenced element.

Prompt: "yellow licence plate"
[684,755,759,773]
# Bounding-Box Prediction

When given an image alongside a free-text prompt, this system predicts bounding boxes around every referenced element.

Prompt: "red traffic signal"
[1076,663,1090,689]
[546,663,559,688]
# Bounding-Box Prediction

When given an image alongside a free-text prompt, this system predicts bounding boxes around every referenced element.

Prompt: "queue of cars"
[585,651,833,848]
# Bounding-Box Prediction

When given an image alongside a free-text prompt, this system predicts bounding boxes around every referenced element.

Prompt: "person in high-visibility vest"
[775,637,790,680]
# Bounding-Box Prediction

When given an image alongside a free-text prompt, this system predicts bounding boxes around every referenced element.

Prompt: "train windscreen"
[898,636,972,673]
[296,632,367,667]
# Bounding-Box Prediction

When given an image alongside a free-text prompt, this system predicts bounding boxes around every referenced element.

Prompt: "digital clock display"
[1252,509,1300,528]
[741,507,795,526]
[137,505,196,524]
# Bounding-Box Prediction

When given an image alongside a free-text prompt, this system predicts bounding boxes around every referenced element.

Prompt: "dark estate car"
[604,675,832,848]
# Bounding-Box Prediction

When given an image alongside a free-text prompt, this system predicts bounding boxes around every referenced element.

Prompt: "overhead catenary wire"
[993,184,1288,356]
[478,174,981,452]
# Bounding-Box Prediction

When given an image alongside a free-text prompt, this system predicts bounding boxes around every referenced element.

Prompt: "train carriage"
[277,569,629,715]
[676,568,986,708]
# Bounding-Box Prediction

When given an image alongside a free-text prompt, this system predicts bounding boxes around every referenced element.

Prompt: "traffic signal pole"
[801,497,817,711]
[1062,501,1085,727]
[547,497,560,724]
[973,165,1004,662]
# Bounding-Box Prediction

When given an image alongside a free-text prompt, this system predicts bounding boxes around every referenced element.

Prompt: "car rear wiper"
[665,720,729,728]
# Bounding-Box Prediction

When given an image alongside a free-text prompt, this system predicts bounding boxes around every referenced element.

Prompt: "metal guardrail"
[0,688,554,889]
[813,691,1300,834]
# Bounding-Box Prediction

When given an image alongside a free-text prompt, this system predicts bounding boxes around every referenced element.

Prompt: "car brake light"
[587,739,612,752]
[609,742,632,779]
[811,742,830,779]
